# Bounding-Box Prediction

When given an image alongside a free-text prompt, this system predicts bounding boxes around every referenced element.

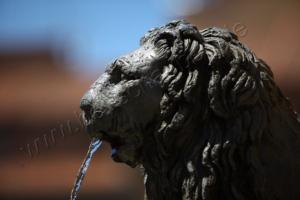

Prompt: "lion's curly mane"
[140,21,300,200]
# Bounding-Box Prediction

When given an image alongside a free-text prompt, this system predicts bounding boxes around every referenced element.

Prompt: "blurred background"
[0,0,299,199]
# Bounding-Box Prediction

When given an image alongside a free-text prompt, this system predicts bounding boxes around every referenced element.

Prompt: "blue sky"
[0,0,204,72]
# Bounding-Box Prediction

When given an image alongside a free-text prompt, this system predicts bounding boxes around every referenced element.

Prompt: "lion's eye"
[109,68,122,83]
[121,72,138,81]
[110,69,138,84]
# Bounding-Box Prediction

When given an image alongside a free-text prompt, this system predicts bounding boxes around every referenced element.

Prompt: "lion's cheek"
[122,83,162,126]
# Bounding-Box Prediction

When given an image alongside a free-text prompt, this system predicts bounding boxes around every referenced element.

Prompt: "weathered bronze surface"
[80,20,300,200]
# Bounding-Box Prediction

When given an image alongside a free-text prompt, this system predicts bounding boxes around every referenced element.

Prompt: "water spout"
[70,138,102,200]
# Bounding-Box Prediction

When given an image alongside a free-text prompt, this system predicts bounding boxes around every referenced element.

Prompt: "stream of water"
[70,138,102,200]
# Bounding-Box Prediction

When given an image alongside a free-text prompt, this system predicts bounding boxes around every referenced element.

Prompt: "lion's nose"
[80,92,94,120]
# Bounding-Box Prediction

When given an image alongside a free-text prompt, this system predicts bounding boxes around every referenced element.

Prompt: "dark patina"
[80,20,300,200]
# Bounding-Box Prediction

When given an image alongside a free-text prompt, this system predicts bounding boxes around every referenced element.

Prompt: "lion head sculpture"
[80,20,300,200]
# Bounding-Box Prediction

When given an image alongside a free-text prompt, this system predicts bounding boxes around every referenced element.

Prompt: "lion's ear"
[170,26,204,63]
[154,24,205,63]
[208,62,260,118]
[154,32,176,60]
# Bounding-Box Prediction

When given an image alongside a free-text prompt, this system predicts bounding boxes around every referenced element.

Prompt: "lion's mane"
[140,21,300,200]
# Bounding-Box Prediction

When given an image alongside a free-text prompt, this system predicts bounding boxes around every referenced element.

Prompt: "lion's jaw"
[80,43,163,167]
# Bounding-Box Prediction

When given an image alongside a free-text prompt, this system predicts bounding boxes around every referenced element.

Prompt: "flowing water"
[70,138,102,200]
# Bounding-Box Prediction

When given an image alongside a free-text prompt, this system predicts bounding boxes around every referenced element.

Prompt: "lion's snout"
[80,85,120,139]
[80,90,96,121]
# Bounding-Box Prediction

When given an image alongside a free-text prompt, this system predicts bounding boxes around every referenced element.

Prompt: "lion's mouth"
[83,113,140,167]
[96,130,139,167]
